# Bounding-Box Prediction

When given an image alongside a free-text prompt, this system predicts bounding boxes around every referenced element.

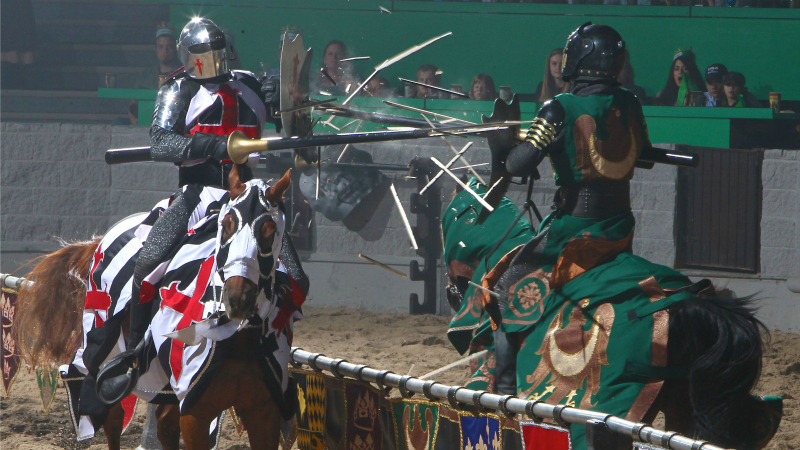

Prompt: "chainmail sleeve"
[280,233,309,295]
[150,124,194,162]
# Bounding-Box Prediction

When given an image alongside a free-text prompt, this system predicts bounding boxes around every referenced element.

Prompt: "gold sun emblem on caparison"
[573,109,641,181]
[521,301,615,410]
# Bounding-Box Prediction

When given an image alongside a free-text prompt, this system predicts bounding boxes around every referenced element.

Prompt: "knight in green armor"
[487,22,651,396]
[473,23,781,449]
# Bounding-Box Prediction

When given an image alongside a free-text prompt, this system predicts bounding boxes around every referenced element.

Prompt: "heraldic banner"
[1,288,20,397]
[286,369,552,450]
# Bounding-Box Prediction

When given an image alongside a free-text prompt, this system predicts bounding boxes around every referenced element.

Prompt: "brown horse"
[176,165,294,450]
[16,165,297,450]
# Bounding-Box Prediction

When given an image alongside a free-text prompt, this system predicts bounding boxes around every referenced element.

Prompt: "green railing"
[101,88,792,148]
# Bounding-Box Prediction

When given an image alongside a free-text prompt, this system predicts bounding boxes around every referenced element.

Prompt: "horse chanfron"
[216,169,291,321]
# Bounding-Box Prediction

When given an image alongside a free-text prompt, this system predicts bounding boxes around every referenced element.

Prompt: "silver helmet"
[178,18,228,80]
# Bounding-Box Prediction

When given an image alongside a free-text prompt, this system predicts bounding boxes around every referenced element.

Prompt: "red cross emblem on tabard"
[84,246,111,327]
[191,83,260,139]
[159,256,216,382]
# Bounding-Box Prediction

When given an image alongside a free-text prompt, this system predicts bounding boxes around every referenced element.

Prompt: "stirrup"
[95,339,148,405]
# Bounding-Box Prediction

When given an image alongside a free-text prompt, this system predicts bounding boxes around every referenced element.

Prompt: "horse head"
[216,165,292,320]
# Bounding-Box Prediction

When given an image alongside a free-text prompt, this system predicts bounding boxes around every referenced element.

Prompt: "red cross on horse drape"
[159,256,216,381]
[85,247,111,327]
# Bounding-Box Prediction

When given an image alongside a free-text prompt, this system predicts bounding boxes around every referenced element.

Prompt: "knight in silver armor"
[124,17,282,370]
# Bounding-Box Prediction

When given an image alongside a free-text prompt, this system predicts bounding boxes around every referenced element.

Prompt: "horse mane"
[668,294,768,446]
[15,237,101,369]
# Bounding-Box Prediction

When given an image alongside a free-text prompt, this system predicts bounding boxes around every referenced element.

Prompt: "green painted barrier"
[162,1,799,102]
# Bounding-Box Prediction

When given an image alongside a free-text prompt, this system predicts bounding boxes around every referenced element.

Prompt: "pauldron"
[152,80,185,130]
[524,117,558,150]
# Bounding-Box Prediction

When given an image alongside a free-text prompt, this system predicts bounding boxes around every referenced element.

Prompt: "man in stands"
[703,63,728,107]
[114,24,183,125]
[413,64,442,98]
[134,23,182,90]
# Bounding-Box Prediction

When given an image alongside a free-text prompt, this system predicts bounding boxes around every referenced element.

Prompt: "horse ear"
[221,214,236,241]
[265,168,292,203]
[258,219,278,251]
[228,164,247,199]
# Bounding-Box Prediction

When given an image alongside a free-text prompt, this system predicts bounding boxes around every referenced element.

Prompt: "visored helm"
[561,22,626,83]
[178,18,229,80]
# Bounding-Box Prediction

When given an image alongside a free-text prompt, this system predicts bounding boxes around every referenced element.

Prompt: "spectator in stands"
[1,0,37,89]
[655,48,706,106]
[133,24,181,90]
[364,76,394,97]
[534,49,570,103]
[719,71,762,108]
[112,101,139,126]
[703,63,728,107]
[618,53,648,106]
[470,74,497,101]
[315,40,360,95]
[413,64,442,98]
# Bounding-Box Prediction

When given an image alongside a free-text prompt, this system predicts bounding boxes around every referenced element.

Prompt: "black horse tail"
[668,295,768,447]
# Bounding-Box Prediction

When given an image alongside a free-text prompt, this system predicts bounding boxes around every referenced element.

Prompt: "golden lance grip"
[227,130,269,164]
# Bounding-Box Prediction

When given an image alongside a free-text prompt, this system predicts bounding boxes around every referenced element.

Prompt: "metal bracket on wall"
[408,157,442,315]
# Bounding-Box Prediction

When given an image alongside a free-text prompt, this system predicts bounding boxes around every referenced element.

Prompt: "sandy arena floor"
[1,305,798,449]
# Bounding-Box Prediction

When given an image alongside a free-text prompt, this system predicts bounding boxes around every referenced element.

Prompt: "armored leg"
[128,188,201,348]
[494,329,519,395]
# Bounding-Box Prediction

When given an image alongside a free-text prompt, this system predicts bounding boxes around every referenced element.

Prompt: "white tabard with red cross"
[185,76,267,139]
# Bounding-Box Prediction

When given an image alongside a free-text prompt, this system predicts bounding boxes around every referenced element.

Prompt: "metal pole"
[1,274,32,291]
[289,348,727,450]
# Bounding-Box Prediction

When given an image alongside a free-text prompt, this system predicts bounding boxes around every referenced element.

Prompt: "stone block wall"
[759,149,800,278]
[0,123,171,274]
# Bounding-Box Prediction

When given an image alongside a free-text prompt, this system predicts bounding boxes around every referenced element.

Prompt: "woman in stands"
[534,48,570,102]
[470,74,497,101]
[655,48,706,106]
[315,40,360,95]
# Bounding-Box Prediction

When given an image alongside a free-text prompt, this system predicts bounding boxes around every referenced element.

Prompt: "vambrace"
[506,99,566,177]
[150,124,228,163]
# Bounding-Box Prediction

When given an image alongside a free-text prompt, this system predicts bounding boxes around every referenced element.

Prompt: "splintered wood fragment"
[483,177,504,199]
[389,183,418,249]
[359,253,409,278]
[337,120,364,163]
[421,114,485,184]
[431,158,494,212]
[382,100,475,125]
[468,281,501,300]
[419,350,489,380]
[418,141,473,195]
[340,56,370,62]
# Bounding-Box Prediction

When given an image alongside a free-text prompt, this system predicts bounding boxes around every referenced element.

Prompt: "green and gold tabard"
[549,89,647,185]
